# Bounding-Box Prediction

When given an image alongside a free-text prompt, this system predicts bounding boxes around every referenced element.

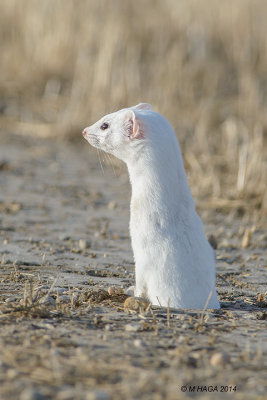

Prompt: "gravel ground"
[0,133,266,400]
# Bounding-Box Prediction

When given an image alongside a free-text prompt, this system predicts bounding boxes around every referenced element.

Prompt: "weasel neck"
[127,155,194,217]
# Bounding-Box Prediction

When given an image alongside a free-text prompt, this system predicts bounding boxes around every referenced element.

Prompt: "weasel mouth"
[82,129,87,137]
[86,134,101,148]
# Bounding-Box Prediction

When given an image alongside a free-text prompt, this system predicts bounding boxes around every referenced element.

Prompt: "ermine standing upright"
[83,103,220,309]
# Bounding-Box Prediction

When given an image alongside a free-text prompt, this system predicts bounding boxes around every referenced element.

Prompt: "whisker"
[97,148,105,175]
[100,151,115,176]
[101,151,108,165]
[105,153,117,177]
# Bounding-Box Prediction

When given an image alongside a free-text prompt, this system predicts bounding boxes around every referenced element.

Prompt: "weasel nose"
[82,129,87,137]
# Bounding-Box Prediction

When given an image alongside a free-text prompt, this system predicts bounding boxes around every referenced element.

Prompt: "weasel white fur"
[82,103,220,309]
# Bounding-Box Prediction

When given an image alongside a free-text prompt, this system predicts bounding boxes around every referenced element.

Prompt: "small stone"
[124,296,150,313]
[5,296,18,303]
[105,324,112,331]
[20,388,47,400]
[7,369,17,379]
[134,339,145,347]
[86,390,110,400]
[234,302,241,309]
[57,295,71,303]
[220,239,232,248]
[210,352,230,367]
[177,335,186,343]
[38,296,56,306]
[256,311,267,320]
[79,239,91,250]
[58,233,71,241]
[107,201,117,210]
[124,286,135,296]
[53,287,66,295]
[185,355,198,367]
[125,323,142,332]
[56,338,78,347]
[108,286,124,295]
[181,323,189,329]
[208,234,217,249]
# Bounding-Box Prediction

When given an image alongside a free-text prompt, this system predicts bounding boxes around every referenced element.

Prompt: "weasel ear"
[122,109,143,140]
[132,103,153,111]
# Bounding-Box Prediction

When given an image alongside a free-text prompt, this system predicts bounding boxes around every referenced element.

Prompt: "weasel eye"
[100,122,109,130]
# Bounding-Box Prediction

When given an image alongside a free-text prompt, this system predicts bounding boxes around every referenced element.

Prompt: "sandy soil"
[0,134,266,400]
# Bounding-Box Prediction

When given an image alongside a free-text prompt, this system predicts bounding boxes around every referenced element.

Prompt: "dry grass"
[0,0,266,214]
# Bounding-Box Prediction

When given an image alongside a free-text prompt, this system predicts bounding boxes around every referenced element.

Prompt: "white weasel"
[82,103,220,309]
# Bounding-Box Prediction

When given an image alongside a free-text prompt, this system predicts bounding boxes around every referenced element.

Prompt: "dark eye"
[100,122,109,130]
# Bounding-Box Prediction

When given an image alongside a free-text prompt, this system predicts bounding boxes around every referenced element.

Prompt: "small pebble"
[134,339,145,347]
[210,352,230,367]
[108,286,124,295]
[220,239,232,248]
[20,388,47,400]
[208,234,217,249]
[79,239,91,250]
[53,287,66,295]
[105,324,112,331]
[234,302,241,309]
[86,390,110,400]
[125,323,142,332]
[181,323,189,329]
[38,296,56,306]
[124,296,150,313]
[58,233,71,241]
[177,335,186,343]
[107,201,117,210]
[5,296,19,303]
[124,286,135,296]
[57,295,71,303]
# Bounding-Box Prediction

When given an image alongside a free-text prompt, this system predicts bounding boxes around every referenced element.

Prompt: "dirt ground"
[0,133,266,400]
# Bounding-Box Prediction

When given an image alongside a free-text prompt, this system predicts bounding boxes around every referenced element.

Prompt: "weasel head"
[82,103,159,163]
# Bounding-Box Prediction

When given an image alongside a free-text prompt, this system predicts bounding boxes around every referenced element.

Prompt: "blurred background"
[0,0,266,216]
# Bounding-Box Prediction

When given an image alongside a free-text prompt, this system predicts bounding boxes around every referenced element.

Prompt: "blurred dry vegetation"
[0,0,266,216]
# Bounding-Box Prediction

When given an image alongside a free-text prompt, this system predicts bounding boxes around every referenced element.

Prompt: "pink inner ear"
[131,116,143,140]
[133,119,139,136]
